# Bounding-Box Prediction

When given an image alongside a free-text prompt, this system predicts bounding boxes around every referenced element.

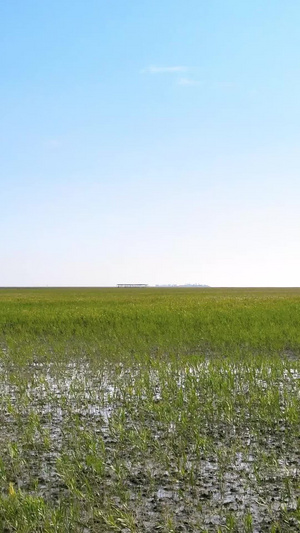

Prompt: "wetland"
[0,287,300,532]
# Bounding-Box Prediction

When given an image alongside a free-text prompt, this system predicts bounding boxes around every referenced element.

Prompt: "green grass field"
[1,287,300,532]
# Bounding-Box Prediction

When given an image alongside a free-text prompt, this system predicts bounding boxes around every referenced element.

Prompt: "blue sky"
[1,0,299,286]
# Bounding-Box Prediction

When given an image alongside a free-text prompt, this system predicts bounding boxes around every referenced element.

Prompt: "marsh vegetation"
[0,288,300,531]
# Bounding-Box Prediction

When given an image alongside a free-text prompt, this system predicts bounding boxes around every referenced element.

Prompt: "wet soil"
[1,359,300,532]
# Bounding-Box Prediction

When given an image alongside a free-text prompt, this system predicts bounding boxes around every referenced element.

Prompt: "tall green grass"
[1,288,300,361]
[0,288,300,531]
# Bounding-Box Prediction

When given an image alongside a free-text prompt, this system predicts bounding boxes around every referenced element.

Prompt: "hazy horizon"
[1,1,300,287]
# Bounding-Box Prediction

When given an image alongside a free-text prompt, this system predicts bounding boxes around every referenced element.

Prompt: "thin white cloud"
[177,78,203,86]
[141,65,188,74]
[214,81,234,89]
[44,139,62,149]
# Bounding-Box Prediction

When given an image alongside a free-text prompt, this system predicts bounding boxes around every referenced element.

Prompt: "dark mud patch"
[1,360,300,531]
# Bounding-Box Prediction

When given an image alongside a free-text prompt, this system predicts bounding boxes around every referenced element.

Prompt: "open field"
[1,287,300,532]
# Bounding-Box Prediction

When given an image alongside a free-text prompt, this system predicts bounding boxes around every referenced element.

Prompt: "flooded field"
[0,288,300,532]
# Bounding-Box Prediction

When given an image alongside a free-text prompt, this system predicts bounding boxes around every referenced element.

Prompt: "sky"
[1,0,300,287]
